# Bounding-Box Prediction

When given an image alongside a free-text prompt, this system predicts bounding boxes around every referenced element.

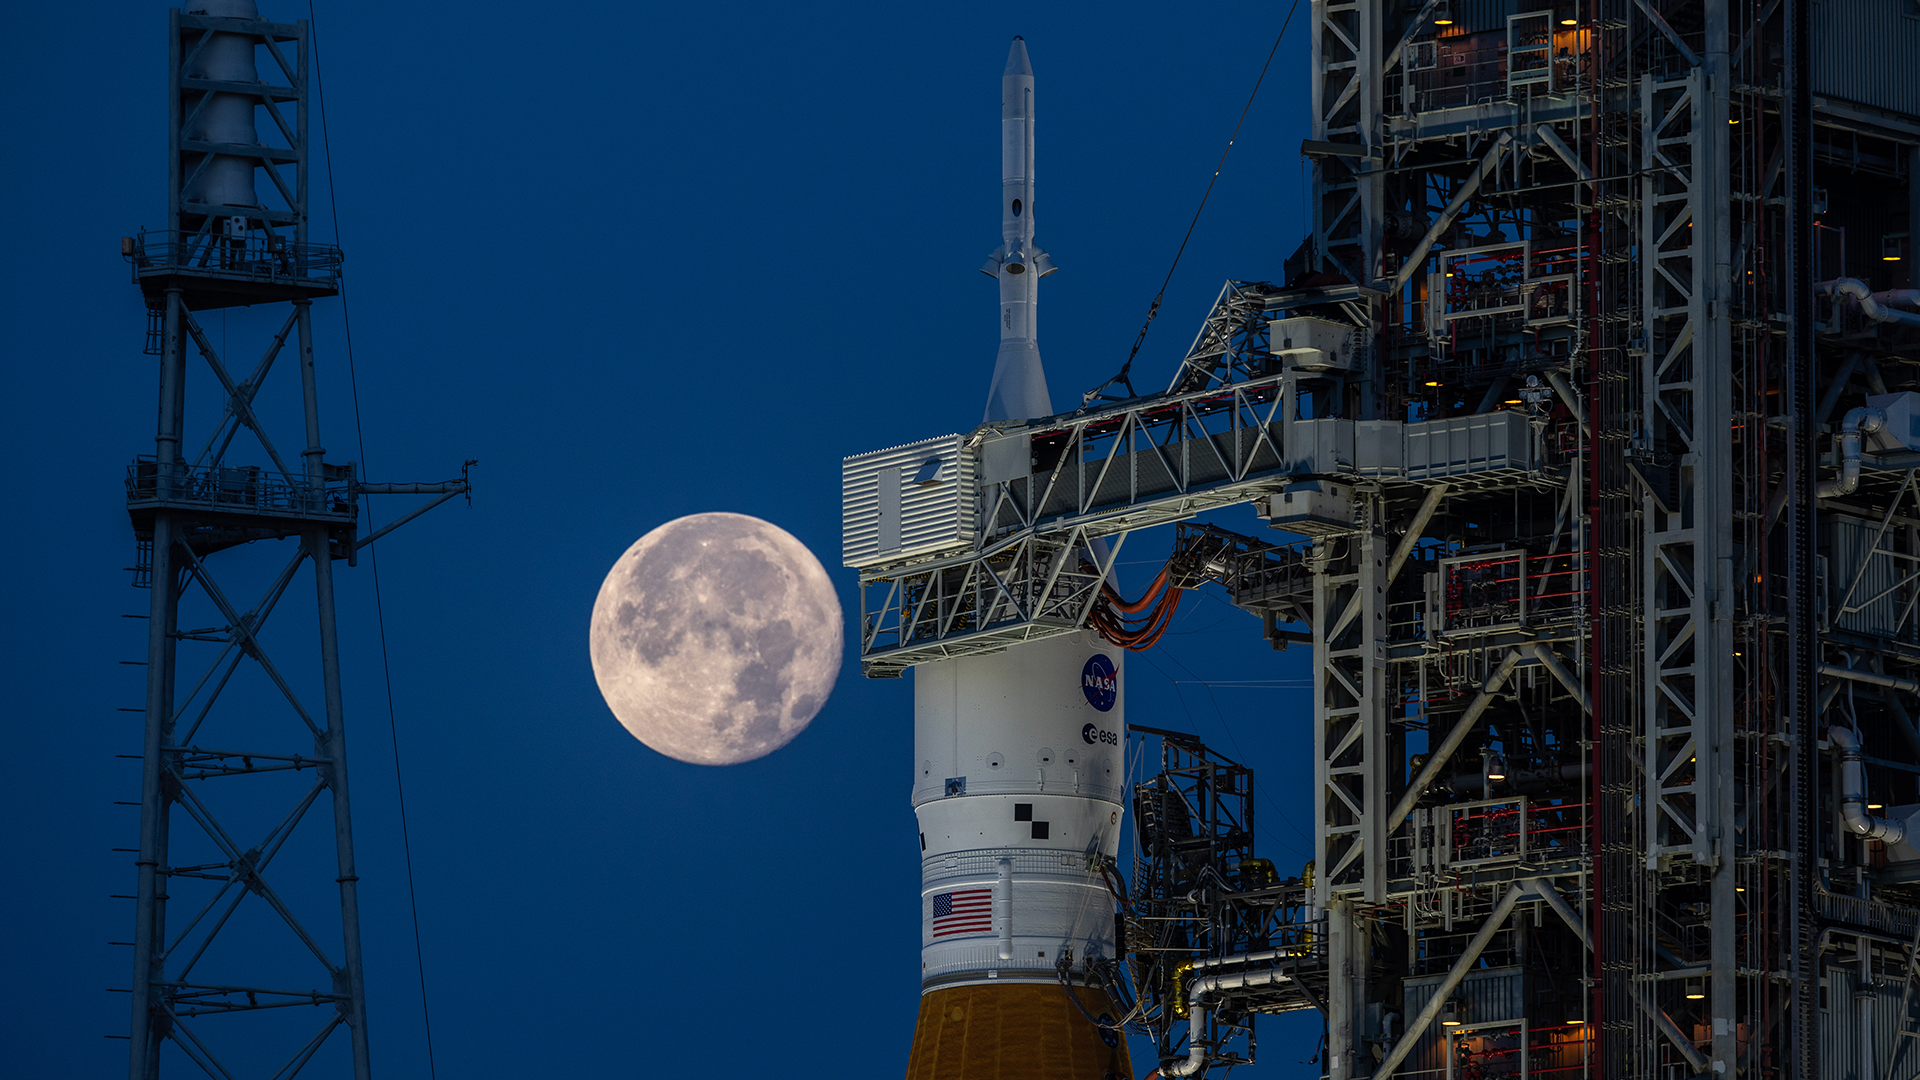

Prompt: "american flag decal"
[931,888,994,938]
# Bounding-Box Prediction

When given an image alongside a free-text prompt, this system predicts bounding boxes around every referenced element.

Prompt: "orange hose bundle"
[1090,564,1183,651]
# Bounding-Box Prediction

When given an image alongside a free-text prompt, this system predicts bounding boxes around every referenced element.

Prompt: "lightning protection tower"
[120,3,467,1077]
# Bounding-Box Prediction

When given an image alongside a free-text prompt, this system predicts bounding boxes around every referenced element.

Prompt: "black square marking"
[919,832,926,851]
[1031,821,1050,840]
[1014,803,1033,821]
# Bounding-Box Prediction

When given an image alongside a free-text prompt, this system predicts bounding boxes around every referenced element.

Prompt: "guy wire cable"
[1084,0,1303,407]
[309,6,439,1076]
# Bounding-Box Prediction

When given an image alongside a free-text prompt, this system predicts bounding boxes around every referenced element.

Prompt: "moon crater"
[590,513,843,765]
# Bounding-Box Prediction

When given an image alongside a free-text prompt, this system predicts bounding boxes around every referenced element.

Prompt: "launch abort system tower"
[846,4,1920,1078]
[119,3,465,1076]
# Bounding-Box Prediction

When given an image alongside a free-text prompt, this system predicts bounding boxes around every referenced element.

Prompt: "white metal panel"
[842,434,977,568]
[1404,411,1533,479]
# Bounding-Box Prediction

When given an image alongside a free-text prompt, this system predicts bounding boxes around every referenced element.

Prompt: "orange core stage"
[904,982,1132,1080]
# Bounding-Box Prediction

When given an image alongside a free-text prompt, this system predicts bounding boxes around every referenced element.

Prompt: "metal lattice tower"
[121,5,466,1077]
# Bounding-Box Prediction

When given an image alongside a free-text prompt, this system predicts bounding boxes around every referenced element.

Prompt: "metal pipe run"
[1818,663,1920,694]
[1820,278,1920,328]
[1831,726,1906,843]
[1161,967,1294,1077]
[1817,406,1888,498]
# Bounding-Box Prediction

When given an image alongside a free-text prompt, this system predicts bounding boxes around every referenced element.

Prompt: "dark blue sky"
[5,2,1324,1075]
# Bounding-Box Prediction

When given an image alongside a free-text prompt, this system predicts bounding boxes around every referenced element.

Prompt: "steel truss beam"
[857,375,1293,674]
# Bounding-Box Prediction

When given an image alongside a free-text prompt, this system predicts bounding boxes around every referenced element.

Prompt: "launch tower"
[846,5,1920,1078]
[119,4,465,1076]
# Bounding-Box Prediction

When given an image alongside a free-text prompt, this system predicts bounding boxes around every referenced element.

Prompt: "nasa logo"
[1081,654,1117,713]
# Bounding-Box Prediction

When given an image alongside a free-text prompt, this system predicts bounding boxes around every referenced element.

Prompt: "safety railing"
[126,458,356,520]
[1400,796,1589,878]
[126,228,342,289]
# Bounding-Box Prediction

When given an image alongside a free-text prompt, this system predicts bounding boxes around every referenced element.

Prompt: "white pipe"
[1872,288,1920,310]
[1819,278,1920,328]
[1161,968,1294,1077]
[1817,406,1887,497]
[1831,726,1905,843]
[1820,662,1920,694]
[1189,947,1308,971]
[996,859,1013,960]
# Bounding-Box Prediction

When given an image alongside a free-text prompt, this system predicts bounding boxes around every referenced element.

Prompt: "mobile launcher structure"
[114,3,467,1078]
[844,3,1920,1079]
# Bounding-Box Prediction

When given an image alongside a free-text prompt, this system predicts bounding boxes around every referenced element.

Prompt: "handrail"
[126,458,354,519]
[127,228,342,288]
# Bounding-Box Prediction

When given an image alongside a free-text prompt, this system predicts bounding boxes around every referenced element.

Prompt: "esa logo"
[1082,722,1119,746]
[1081,654,1117,713]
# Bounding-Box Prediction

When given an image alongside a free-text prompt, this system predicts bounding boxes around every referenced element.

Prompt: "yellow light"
[1488,770,1507,781]
[1561,17,1578,24]
[1729,118,1740,124]
[1736,885,1746,892]
[1425,380,1442,387]
[1441,1017,1463,1026]
[1885,255,1903,262]
[1568,1018,1586,1025]
[1871,803,1886,810]
[1686,990,1707,1000]
[1435,16,1455,24]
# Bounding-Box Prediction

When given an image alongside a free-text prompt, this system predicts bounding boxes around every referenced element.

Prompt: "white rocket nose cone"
[1004,37,1033,78]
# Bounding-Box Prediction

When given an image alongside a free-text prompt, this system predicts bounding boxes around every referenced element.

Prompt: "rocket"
[904,38,1133,1080]
[980,37,1057,424]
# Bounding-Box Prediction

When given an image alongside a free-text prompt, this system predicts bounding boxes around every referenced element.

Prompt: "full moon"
[589,513,843,765]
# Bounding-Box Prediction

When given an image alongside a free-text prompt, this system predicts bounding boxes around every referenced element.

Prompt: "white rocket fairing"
[981,37,1057,424]
[905,37,1129,1080]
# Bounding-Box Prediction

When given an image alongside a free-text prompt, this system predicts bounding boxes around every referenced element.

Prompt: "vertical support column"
[297,295,372,1080]
[311,525,372,1080]
[1698,3,1740,1071]
[1312,0,1381,281]
[166,10,182,239]
[129,288,185,1080]
[296,300,321,484]
[1640,69,1719,866]
[1783,0,1817,1071]
[1315,529,1390,906]
[1326,897,1370,1080]
[129,517,178,1080]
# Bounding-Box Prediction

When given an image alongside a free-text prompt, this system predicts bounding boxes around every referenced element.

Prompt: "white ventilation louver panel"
[842,434,977,569]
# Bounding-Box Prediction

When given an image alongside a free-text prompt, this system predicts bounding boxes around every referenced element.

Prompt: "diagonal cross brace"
[179,311,300,487]
[175,543,320,736]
